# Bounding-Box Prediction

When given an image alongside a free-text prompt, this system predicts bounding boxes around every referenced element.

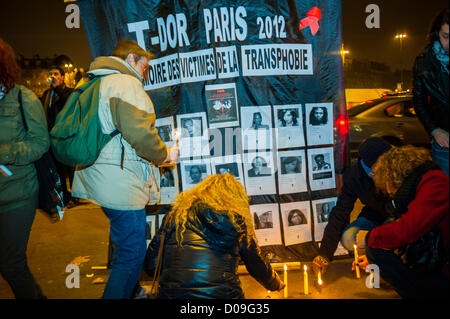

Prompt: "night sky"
[0,0,448,71]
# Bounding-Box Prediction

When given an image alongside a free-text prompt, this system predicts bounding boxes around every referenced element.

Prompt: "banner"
[78,0,349,261]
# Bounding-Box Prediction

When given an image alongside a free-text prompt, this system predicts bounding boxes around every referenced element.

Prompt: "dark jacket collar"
[393,161,441,216]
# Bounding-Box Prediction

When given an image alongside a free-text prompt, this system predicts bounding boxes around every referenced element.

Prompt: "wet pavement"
[0,200,400,299]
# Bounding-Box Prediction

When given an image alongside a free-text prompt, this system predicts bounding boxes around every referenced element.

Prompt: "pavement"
[0,200,400,300]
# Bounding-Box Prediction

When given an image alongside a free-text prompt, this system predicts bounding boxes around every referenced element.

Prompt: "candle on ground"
[353,244,360,278]
[284,264,288,298]
[303,265,309,295]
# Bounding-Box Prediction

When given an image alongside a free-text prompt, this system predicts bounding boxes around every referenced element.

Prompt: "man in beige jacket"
[72,40,178,299]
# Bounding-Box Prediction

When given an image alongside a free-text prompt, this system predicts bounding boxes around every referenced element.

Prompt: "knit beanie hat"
[358,137,392,168]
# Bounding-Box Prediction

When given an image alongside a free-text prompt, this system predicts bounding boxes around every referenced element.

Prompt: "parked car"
[348,95,430,163]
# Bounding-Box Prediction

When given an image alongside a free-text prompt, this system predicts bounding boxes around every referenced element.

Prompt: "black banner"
[78,0,349,261]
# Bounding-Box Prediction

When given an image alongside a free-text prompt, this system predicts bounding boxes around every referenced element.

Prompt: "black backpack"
[18,90,64,218]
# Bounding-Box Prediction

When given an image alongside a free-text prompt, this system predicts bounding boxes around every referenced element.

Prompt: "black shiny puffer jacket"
[143,202,282,299]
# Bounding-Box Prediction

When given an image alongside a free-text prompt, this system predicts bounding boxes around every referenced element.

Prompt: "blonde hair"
[372,145,432,195]
[166,173,256,247]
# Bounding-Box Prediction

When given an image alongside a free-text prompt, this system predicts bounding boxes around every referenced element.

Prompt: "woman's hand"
[433,129,449,149]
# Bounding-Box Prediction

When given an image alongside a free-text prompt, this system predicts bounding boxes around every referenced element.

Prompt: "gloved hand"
[312,255,329,275]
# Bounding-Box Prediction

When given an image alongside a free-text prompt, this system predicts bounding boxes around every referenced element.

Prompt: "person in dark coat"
[312,137,392,275]
[413,9,449,176]
[355,145,449,299]
[0,38,49,298]
[144,173,284,299]
[40,67,77,207]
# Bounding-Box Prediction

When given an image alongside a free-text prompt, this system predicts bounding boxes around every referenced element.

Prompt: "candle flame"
[304,265,307,271]
[284,264,287,271]
[353,244,357,250]
[318,278,323,285]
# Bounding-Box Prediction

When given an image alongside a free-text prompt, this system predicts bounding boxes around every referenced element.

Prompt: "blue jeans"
[366,246,449,299]
[341,217,377,251]
[102,207,147,299]
[432,139,449,176]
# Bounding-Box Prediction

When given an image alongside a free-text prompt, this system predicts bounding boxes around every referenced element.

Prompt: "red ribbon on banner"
[299,7,322,36]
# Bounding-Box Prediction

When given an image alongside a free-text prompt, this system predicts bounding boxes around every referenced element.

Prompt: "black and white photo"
[241,105,273,151]
[156,116,176,148]
[159,166,179,204]
[180,159,212,191]
[250,203,282,246]
[243,152,276,196]
[211,155,245,187]
[277,150,307,194]
[312,198,337,241]
[306,103,334,146]
[176,112,209,158]
[280,201,311,245]
[307,147,336,191]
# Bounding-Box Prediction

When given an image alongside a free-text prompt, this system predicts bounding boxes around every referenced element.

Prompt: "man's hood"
[87,56,142,81]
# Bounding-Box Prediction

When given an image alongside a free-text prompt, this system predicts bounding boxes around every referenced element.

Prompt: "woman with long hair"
[0,38,49,298]
[144,173,284,299]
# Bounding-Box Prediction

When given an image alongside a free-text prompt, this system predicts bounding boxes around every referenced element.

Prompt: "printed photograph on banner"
[205,83,239,129]
[180,158,212,191]
[312,198,337,242]
[277,150,307,194]
[240,105,273,151]
[156,116,176,148]
[305,103,334,146]
[250,203,282,247]
[307,147,336,191]
[280,201,312,246]
[176,112,209,159]
[145,215,156,248]
[243,151,276,196]
[159,166,179,205]
[274,105,305,149]
[211,155,245,187]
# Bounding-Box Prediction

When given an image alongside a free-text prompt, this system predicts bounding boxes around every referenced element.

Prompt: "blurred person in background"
[40,66,77,208]
[413,8,449,176]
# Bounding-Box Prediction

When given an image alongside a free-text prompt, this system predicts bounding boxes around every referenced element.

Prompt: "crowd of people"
[0,8,448,300]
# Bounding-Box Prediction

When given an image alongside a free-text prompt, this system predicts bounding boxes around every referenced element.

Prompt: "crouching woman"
[355,146,449,299]
[144,173,285,299]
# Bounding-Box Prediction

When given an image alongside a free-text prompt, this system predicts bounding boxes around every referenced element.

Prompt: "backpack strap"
[17,89,29,132]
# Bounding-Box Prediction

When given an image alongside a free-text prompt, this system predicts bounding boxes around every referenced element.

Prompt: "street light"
[340,44,350,65]
[395,33,407,91]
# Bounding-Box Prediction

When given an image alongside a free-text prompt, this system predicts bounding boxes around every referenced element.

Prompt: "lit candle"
[353,244,360,279]
[284,264,288,298]
[318,270,322,286]
[174,129,181,145]
[304,265,309,295]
